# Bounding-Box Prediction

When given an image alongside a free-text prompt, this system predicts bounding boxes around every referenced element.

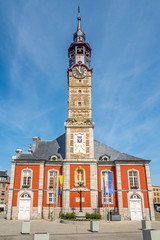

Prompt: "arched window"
[22,169,32,188]
[128,169,139,190]
[74,167,86,187]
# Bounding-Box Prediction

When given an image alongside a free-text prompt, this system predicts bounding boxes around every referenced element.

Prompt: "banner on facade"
[58,175,63,195]
[108,172,114,194]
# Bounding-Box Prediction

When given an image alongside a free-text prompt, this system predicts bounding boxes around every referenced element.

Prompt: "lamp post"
[78,182,84,212]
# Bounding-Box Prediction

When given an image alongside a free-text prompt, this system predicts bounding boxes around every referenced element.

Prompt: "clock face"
[72,66,87,79]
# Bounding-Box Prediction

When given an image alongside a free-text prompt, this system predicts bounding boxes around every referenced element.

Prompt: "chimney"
[32,137,40,152]
[5,170,8,175]
[16,149,23,157]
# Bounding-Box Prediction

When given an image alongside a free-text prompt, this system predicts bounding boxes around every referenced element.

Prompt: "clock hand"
[76,67,82,74]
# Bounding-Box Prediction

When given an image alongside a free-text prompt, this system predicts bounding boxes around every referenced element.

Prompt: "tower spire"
[77,4,81,32]
[73,4,85,42]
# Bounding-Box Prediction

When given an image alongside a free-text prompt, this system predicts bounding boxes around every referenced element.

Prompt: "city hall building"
[7,8,155,221]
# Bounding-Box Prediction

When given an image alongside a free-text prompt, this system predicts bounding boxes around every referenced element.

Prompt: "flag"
[108,172,114,194]
[58,175,63,196]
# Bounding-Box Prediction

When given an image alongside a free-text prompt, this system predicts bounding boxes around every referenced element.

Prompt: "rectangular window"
[22,170,31,188]
[2,184,5,188]
[1,191,5,196]
[0,199,4,203]
[48,171,58,188]
[48,192,57,204]
[129,171,139,189]
[103,194,112,204]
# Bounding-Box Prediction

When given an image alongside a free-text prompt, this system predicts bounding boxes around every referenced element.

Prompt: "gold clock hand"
[76,67,82,74]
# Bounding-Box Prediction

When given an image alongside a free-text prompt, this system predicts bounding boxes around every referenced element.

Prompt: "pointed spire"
[73,3,85,42]
[77,4,81,32]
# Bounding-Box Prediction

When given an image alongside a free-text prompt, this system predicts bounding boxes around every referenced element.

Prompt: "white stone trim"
[115,164,123,216]
[127,191,145,220]
[20,168,33,189]
[17,190,33,220]
[7,162,16,220]
[38,163,44,218]
[127,168,141,190]
[65,127,70,159]
[145,164,155,220]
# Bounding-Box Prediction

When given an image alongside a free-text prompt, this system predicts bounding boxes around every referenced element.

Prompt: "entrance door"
[130,194,142,220]
[18,193,31,220]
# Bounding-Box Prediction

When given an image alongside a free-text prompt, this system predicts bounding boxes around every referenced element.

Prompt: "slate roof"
[0,171,8,177]
[16,133,145,162]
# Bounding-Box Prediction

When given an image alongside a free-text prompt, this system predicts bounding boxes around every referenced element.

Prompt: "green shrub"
[65,213,70,219]
[86,212,101,219]
[86,212,90,219]
[60,213,65,219]
[60,212,76,220]
[70,212,76,219]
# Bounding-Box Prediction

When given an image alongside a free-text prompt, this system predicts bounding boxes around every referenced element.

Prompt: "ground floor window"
[48,192,57,204]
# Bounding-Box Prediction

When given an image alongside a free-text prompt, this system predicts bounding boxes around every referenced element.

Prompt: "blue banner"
[108,172,114,194]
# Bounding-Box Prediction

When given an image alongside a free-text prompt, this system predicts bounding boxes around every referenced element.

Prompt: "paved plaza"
[0,213,160,240]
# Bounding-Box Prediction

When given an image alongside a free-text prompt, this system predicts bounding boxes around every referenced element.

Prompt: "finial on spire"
[77,3,81,31]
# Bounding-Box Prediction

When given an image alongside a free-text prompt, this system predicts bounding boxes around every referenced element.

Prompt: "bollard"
[141,220,151,230]
[142,229,160,240]
[34,232,49,240]
[21,221,30,234]
[90,220,99,232]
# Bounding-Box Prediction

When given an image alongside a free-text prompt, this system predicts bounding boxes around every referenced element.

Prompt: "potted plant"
[22,185,29,188]
[131,185,138,189]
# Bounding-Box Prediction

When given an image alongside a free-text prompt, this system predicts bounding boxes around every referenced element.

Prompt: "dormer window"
[49,155,59,161]
[99,155,110,161]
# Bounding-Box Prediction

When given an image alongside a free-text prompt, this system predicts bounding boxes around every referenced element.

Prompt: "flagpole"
[52,172,55,221]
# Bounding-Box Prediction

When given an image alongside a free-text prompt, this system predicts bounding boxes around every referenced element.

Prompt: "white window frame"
[128,169,140,190]
[101,170,113,204]
[21,168,33,189]
[47,169,59,204]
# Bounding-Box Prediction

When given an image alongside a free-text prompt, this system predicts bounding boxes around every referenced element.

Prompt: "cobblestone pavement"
[0,213,160,240]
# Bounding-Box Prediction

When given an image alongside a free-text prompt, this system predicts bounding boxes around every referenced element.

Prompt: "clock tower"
[65,6,94,159]
[62,6,98,213]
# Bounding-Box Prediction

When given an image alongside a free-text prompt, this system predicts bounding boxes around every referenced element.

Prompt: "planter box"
[21,221,30,234]
[110,215,121,221]
[90,220,99,232]
[142,220,151,230]
[34,233,49,240]
[142,229,160,240]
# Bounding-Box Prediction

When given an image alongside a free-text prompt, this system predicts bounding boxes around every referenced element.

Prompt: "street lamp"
[78,182,84,212]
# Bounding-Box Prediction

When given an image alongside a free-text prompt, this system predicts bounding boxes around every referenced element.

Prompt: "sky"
[0,0,160,185]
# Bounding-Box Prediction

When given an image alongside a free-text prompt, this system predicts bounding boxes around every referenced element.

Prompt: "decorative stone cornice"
[65,118,95,127]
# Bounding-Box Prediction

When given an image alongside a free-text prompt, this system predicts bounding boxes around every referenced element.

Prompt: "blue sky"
[0,0,160,185]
